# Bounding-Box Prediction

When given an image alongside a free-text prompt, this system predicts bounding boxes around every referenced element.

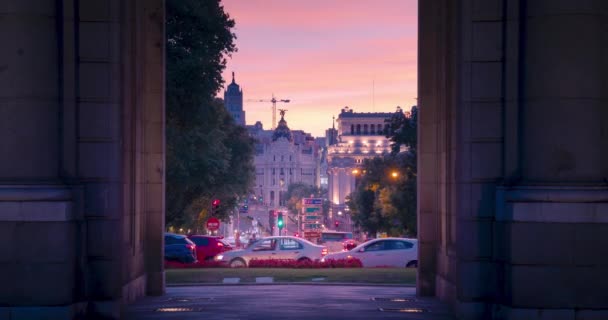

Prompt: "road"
[124,285,454,320]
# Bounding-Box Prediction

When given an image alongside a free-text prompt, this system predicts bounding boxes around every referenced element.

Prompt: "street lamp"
[337,211,343,216]
[391,171,399,179]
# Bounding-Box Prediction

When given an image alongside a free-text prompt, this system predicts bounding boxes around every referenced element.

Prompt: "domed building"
[251,112,319,208]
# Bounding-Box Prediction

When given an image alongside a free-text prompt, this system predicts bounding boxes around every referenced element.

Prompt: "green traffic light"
[277,212,284,228]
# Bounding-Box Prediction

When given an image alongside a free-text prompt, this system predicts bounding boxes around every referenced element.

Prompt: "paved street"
[124,285,454,320]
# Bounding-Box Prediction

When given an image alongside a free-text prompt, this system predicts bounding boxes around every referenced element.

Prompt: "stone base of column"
[493,306,608,320]
[0,303,88,320]
[146,271,166,296]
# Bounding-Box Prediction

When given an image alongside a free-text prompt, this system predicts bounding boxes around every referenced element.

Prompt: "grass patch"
[166,268,416,285]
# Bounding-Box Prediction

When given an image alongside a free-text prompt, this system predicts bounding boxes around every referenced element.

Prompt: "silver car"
[322,237,418,268]
[215,236,328,267]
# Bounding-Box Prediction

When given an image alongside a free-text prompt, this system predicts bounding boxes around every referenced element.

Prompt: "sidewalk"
[124,285,455,320]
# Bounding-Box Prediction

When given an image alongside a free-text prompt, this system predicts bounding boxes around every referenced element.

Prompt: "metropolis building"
[251,113,319,208]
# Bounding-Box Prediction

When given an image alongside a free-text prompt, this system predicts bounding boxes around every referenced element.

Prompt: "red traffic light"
[212,199,220,206]
[335,220,340,227]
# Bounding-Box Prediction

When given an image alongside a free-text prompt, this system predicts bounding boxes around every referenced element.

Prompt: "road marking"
[222,278,240,284]
[255,277,274,283]
[311,277,326,281]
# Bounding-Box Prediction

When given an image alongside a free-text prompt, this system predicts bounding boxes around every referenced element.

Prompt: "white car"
[215,236,328,267]
[322,237,418,268]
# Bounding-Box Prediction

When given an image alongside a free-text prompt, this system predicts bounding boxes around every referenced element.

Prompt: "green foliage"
[166,0,254,231]
[284,183,328,217]
[347,106,418,237]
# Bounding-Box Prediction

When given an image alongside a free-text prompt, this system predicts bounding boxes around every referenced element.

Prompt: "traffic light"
[211,199,220,216]
[335,220,340,229]
[277,212,284,229]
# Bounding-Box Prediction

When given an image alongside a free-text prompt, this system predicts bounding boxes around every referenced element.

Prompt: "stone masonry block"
[79,62,110,100]
[17,221,75,263]
[79,103,120,140]
[471,62,502,101]
[87,219,121,259]
[509,222,574,265]
[458,261,497,301]
[472,0,502,21]
[79,22,109,61]
[19,262,75,305]
[78,142,120,180]
[84,183,121,218]
[457,220,493,259]
[472,22,503,61]
[471,103,502,140]
[471,142,502,180]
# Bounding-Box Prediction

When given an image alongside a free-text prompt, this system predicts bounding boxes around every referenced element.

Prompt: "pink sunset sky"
[220,0,418,137]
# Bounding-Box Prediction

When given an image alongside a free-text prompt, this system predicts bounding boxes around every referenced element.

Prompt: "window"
[364,241,385,252]
[386,240,414,250]
[279,238,303,250]
[363,124,368,135]
[356,124,361,134]
[252,239,276,251]
[289,168,293,175]
[370,124,375,134]
[350,124,354,135]
[280,168,284,175]
[289,155,292,161]
[190,237,209,246]
[272,168,275,175]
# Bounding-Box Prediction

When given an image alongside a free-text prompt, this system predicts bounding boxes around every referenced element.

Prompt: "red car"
[187,235,233,261]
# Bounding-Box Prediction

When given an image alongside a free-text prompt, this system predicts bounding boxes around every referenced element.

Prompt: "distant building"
[251,113,319,208]
[224,72,246,126]
[326,107,396,211]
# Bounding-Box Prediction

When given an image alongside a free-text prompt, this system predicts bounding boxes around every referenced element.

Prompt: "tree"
[284,183,327,217]
[347,106,418,237]
[166,1,255,231]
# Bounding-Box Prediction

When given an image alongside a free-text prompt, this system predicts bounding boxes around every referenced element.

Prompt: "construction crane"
[246,94,290,130]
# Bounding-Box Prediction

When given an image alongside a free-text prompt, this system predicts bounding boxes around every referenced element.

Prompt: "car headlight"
[320,258,326,263]
[214,255,224,261]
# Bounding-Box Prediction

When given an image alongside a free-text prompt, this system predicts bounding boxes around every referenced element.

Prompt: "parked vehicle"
[215,236,328,268]
[187,235,232,261]
[322,237,418,268]
[318,231,354,253]
[164,233,197,264]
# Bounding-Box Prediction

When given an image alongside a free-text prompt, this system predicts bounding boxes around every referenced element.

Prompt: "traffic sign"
[303,198,323,205]
[206,217,220,231]
[304,231,321,238]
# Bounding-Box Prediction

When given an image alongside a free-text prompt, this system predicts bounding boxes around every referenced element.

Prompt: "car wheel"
[406,260,418,268]
[230,258,247,268]
[297,257,311,263]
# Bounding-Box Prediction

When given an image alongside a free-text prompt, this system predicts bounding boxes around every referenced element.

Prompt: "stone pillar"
[419,0,608,319]
[493,2,608,319]
[0,0,84,318]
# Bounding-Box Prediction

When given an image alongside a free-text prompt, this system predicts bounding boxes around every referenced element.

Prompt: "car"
[164,233,197,264]
[187,235,233,261]
[215,236,328,268]
[321,237,418,268]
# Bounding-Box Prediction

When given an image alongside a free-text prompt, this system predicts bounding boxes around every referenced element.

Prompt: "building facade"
[223,72,246,126]
[326,107,395,210]
[252,114,319,209]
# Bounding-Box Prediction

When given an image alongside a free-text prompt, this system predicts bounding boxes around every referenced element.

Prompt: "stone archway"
[0,0,165,318]
[418,1,608,319]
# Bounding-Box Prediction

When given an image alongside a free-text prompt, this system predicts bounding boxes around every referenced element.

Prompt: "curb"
[167,282,416,287]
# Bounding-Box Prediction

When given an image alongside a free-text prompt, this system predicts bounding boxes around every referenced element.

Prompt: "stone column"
[0,0,83,317]
[493,2,608,318]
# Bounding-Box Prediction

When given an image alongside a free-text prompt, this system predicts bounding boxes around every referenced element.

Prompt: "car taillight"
[217,242,224,247]
[321,248,328,256]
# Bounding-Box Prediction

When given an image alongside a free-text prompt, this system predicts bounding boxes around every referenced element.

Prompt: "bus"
[318,231,354,253]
